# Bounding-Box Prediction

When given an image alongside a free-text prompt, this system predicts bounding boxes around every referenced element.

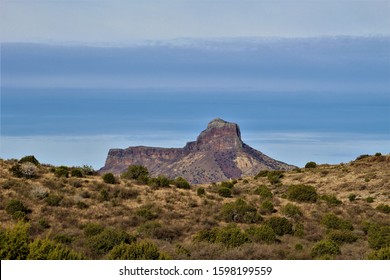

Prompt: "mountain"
[99,118,295,183]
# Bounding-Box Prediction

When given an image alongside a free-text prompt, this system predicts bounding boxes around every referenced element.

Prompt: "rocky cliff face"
[100,118,295,183]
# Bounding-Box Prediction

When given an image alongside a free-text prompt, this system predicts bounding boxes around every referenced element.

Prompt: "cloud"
[1,1,389,42]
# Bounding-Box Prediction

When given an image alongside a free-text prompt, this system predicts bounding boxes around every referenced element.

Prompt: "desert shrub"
[367,247,390,260]
[148,175,170,188]
[193,228,219,243]
[254,170,269,179]
[107,241,170,260]
[121,165,149,183]
[295,243,304,251]
[30,185,49,200]
[70,168,83,178]
[98,188,110,201]
[376,204,390,214]
[221,199,262,223]
[260,200,274,214]
[45,194,63,206]
[28,238,85,260]
[246,225,276,244]
[311,240,341,259]
[0,222,30,260]
[348,194,357,202]
[116,188,139,200]
[10,164,23,178]
[287,184,318,203]
[87,227,136,256]
[174,177,191,189]
[281,203,302,218]
[81,165,96,176]
[53,234,73,245]
[197,187,205,196]
[367,225,390,250]
[366,197,374,203]
[54,166,69,178]
[102,173,116,184]
[267,171,284,185]
[6,200,30,220]
[294,222,305,237]
[19,155,40,166]
[254,185,273,199]
[218,187,232,197]
[356,154,370,160]
[136,205,158,221]
[76,201,89,209]
[38,219,50,229]
[328,230,358,244]
[321,213,353,231]
[220,181,235,189]
[215,225,250,248]
[320,194,342,206]
[264,217,293,236]
[83,223,105,237]
[194,225,250,248]
[305,161,317,168]
[20,163,38,178]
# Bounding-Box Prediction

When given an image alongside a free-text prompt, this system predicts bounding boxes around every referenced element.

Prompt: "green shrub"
[107,241,170,260]
[83,223,105,237]
[220,181,235,189]
[246,225,276,244]
[218,187,232,197]
[221,199,262,223]
[197,187,205,196]
[0,221,30,260]
[10,163,38,178]
[264,217,293,236]
[148,175,170,188]
[356,154,370,160]
[320,194,342,206]
[174,177,191,189]
[281,203,302,218]
[254,170,269,179]
[6,200,30,218]
[254,185,273,199]
[305,161,317,168]
[366,197,374,203]
[194,225,250,248]
[135,205,158,221]
[102,173,116,184]
[45,194,63,206]
[321,213,353,231]
[311,240,341,259]
[121,165,149,183]
[38,219,50,229]
[294,222,305,237]
[70,168,83,178]
[367,247,390,260]
[376,204,390,214]
[260,200,274,214]
[348,194,357,202]
[215,225,250,248]
[267,171,284,185]
[19,155,40,166]
[367,225,390,250]
[328,230,358,244]
[87,227,136,256]
[28,238,85,260]
[287,184,318,203]
[54,166,69,178]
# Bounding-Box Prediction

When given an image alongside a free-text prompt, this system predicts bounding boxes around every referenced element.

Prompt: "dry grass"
[0,154,389,259]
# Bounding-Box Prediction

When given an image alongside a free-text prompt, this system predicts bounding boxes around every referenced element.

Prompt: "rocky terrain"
[100,118,295,183]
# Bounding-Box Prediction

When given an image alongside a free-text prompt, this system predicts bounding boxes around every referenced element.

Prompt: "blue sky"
[0,1,389,169]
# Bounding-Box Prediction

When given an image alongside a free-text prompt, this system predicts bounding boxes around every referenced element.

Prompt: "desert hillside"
[0,153,389,260]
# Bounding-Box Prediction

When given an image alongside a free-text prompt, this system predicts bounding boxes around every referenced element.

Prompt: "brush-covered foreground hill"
[0,154,389,260]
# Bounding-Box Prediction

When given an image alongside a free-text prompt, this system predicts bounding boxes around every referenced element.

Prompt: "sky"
[0,1,389,169]
[1,0,390,42]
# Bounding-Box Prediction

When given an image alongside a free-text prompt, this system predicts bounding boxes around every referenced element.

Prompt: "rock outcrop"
[100,118,295,183]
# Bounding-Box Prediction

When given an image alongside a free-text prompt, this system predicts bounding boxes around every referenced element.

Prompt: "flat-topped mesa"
[100,118,296,183]
[185,118,243,152]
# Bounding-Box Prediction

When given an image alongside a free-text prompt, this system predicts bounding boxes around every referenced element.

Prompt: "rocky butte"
[100,118,295,184]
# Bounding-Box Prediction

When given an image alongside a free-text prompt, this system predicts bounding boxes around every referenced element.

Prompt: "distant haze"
[1,37,389,168]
